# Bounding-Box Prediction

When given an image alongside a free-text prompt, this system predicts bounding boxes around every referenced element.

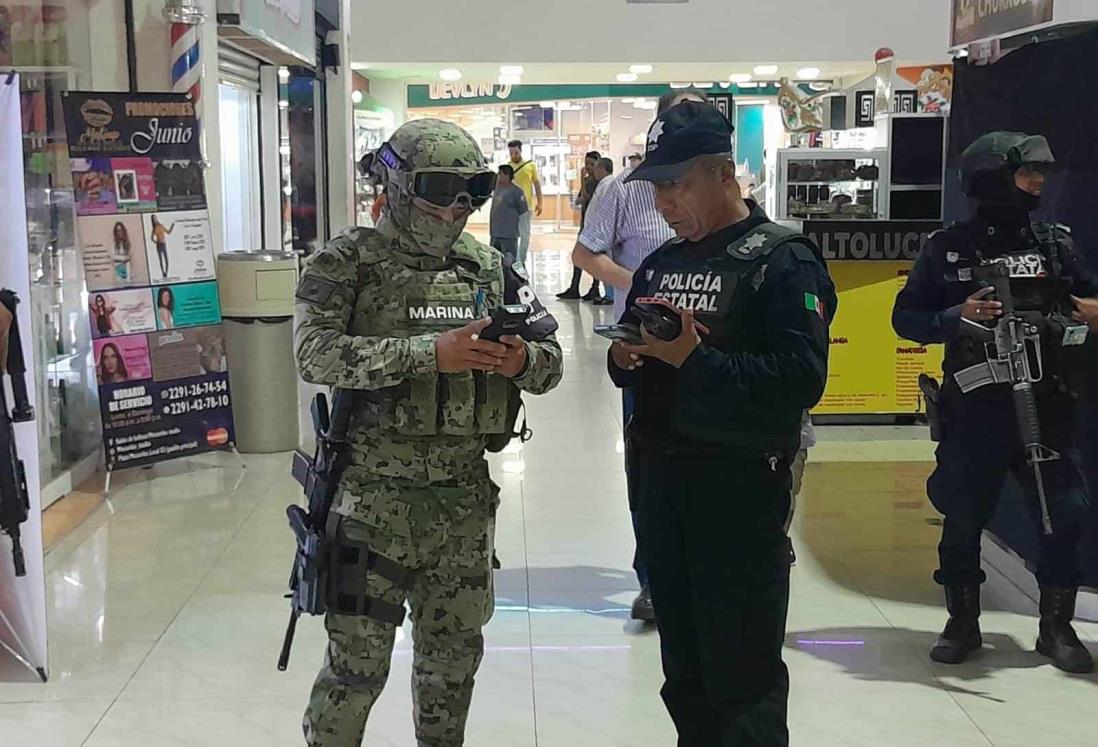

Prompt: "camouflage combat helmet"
[960,131,1055,205]
[373,118,493,257]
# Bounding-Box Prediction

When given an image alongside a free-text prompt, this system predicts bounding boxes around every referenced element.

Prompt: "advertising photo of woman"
[149,215,176,278]
[90,294,117,338]
[113,221,132,283]
[156,286,175,329]
[96,342,129,385]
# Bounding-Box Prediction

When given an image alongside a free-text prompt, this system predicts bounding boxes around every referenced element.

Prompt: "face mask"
[385,188,468,258]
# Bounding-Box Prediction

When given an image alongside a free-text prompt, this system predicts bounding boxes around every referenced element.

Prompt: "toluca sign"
[803,221,942,261]
[950,0,1054,48]
[428,83,514,101]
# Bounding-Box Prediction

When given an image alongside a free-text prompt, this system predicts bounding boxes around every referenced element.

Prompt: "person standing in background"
[570,88,709,623]
[507,139,543,267]
[627,152,643,171]
[558,151,605,302]
[489,164,529,260]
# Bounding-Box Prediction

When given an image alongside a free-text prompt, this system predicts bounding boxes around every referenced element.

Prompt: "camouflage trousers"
[303,465,498,747]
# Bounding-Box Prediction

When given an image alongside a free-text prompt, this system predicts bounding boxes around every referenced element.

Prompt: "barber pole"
[164,0,207,159]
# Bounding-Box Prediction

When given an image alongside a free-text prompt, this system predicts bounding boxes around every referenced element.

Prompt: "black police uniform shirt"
[609,200,835,457]
[893,215,1098,386]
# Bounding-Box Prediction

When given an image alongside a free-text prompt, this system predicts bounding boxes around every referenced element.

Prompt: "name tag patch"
[649,271,735,314]
[406,300,476,324]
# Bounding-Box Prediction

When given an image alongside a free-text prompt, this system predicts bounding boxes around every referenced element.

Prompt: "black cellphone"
[594,323,644,345]
[632,302,682,341]
[479,304,531,341]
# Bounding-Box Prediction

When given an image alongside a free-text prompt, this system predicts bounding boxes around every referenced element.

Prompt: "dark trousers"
[623,389,647,589]
[490,236,518,261]
[636,448,792,747]
[928,390,1087,589]
[566,266,601,295]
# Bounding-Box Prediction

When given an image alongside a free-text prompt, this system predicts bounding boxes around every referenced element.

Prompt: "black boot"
[631,587,656,622]
[930,585,982,664]
[1037,587,1094,674]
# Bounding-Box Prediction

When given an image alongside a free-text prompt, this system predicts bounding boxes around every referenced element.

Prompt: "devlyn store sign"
[407,81,787,108]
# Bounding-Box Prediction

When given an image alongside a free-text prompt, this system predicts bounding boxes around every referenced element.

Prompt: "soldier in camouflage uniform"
[294,118,563,746]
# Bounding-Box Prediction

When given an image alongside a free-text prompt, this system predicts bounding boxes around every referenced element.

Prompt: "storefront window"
[280,67,327,255]
[217,83,261,252]
[3,1,101,494]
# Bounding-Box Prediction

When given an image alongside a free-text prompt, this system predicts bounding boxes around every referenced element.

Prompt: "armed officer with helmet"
[608,100,836,745]
[294,119,562,746]
[894,131,1098,673]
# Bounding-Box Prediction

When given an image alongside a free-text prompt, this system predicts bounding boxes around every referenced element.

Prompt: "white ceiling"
[352,61,878,86]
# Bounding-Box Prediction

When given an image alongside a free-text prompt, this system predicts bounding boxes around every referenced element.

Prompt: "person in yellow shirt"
[507,139,542,266]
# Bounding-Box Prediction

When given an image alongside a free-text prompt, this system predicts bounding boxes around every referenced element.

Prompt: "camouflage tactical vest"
[349,230,511,437]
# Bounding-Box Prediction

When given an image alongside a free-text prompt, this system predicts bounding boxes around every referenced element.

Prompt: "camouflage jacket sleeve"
[512,336,563,395]
[294,239,436,389]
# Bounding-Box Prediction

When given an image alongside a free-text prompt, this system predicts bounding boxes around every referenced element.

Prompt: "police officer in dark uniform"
[894,131,1098,673]
[608,101,836,746]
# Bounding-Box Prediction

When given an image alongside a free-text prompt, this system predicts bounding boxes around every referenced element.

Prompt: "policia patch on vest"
[649,270,736,314]
[406,299,476,325]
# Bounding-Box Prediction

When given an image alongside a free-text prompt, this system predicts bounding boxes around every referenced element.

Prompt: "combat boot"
[930,585,982,664]
[631,587,656,622]
[1036,587,1094,674]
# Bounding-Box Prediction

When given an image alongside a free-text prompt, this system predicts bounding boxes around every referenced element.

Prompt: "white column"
[324,8,355,235]
[259,65,283,251]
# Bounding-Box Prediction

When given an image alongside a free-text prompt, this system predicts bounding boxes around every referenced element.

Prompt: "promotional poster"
[77,213,151,290]
[63,91,236,470]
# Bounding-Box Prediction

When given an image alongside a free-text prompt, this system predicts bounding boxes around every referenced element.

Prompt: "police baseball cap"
[625,100,734,184]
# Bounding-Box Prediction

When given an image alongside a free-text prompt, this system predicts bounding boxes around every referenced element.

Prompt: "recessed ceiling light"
[797,67,821,79]
[809,82,829,91]
[498,74,522,85]
[670,82,690,89]
[729,73,752,84]
[753,65,778,76]
[617,72,638,82]
[692,82,714,88]
[539,100,556,108]
[629,64,653,74]
[500,65,525,75]
[277,67,290,81]
[351,90,363,104]
[439,69,463,81]
[739,81,759,89]
[718,82,731,89]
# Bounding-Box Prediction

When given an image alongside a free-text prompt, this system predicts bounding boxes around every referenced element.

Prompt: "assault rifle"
[277,389,353,670]
[952,262,1068,535]
[0,290,35,576]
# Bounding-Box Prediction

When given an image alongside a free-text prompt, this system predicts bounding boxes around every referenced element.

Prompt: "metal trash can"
[217,251,299,453]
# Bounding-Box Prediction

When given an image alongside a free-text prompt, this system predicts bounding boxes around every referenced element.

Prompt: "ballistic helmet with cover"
[960,131,1056,209]
[373,118,494,257]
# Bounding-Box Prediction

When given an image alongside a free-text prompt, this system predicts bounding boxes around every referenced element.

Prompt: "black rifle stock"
[0,290,35,576]
[278,389,353,671]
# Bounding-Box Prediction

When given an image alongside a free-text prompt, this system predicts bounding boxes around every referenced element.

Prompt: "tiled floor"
[4,239,1098,746]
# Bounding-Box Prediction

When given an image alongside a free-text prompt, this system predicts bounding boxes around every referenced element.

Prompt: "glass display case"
[776,148,888,221]
[19,68,101,494]
[5,2,100,500]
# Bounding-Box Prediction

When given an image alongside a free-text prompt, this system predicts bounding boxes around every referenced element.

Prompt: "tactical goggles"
[378,142,496,208]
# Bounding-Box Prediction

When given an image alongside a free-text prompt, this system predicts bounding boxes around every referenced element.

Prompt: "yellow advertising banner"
[815,261,943,415]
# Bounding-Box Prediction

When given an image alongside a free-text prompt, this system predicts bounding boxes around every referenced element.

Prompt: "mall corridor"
[3,245,1097,746]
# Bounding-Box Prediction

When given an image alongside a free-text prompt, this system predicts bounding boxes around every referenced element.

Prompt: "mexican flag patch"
[804,292,825,319]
